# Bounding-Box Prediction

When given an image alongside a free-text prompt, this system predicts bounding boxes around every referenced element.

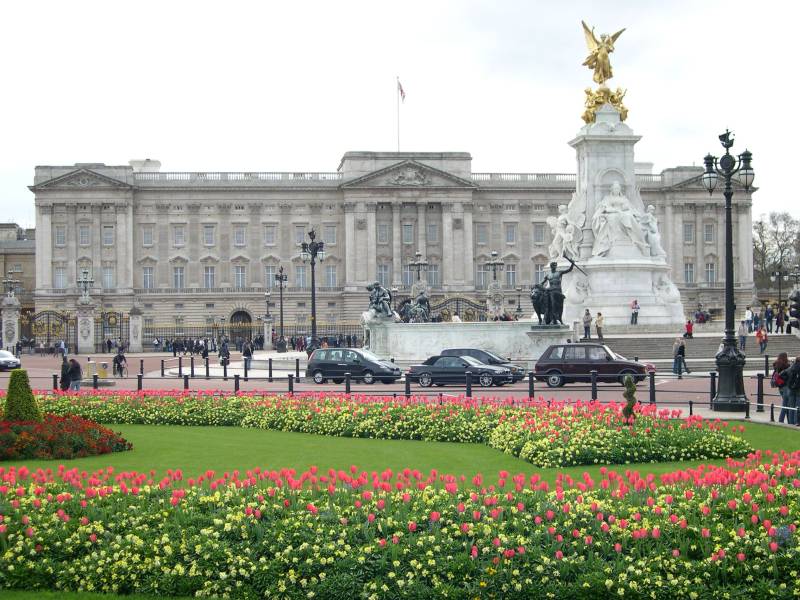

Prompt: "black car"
[0,350,21,371]
[534,343,654,387]
[441,348,526,382]
[306,348,401,384]
[407,355,513,388]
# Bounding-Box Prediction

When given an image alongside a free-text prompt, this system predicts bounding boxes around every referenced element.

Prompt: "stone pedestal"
[1,295,21,353]
[76,300,96,355]
[263,317,274,351]
[128,305,143,353]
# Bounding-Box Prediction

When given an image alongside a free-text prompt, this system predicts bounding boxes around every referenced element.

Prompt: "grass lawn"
[4,421,800,484]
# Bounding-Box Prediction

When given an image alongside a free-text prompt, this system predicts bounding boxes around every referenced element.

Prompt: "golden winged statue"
[581,20,625,85]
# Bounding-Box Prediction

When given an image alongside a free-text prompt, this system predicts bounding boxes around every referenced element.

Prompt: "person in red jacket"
[684,320,693,338]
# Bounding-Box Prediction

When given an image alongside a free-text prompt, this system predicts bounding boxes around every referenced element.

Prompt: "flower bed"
[12,391,754,468]
[0,415,132,460]
[0,452,798,598]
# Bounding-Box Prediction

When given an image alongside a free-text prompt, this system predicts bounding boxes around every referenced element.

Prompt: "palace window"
[102,267,115,290]
[264,224,277,246]
[402,223,414,244]
[475,264,489,289]
[505,264,517,287]
[172,266,185,289]
[203,225,215,246]
[54,225,66,247]
[203,266,216,288]
[294,225,306,245]
[324,265,337,287]
[705,262,717,283]
[684,262,694,284]
[704,223,715,243]
[323,225,337,245]
[142,266,154,289]
[295,265,307,288]
[505,223,517,244]
[427,264,440,288]
[53,267,66,289]
[233,225,246,247]
[173,225,185,247]
[475,223,488,245]
[683,223,694,243]
[402,265,414,287]
[377,223,389,244]
[377,264,390,287]
[233,265,247,288]
[533,223,546,244]
[102,225,115,246]
[264,265,276,288]
[427,223,439,243]
[79,224,91,246]
[142,226,154,246]
[534,262,546,284]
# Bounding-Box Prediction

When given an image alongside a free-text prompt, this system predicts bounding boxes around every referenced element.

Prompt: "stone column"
[663,201,675,280]
[366,202,377,283]
[738,203,753,284]
[442,203,454,290]
[1,296,21,353]
[128,304,143,352]
[463,203,475,288]
[76,300,96,355]
[417,202,426,256]
[392,203,402,286]
[262,317,274,351]
[36,204,53,290]
[344,203,357,291]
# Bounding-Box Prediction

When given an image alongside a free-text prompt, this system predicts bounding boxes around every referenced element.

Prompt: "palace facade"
[31,151,755,333]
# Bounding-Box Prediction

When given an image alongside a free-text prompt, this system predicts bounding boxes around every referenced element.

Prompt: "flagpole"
[396,76,400,152]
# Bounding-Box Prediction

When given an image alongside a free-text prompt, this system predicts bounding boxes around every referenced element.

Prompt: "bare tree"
[752,216,770,288]
[753,212,800,290]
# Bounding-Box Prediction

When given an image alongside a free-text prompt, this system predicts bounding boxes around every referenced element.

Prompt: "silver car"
[0,350,21,371]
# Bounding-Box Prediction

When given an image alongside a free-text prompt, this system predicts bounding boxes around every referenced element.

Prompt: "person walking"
[672,338,687,379]
[756,325,769,354]
[776,306,785,334]
[683,319,694,338]
[778,355,800,426]
[582,309,592,339]
[595,312,604,340]
[744,306,753,333]
[630,299,640,325]
[737,320,747,351]
[242,341,253,371]
[59,355,71,391]
[67,358,82,391]
[772,353,792,424]
[765,305,774,333]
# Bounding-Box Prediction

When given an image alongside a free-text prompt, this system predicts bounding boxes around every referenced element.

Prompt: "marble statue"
[591,182,648,257]
[411,289,431,322]
[547,191,585,259]
[638,205,667,257]
[366,282,393,319]
[542,258,576,325]
[581,21,625,86]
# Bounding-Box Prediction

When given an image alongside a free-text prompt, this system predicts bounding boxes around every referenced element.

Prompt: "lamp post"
[301,229,325,350]
[702,130,754,411]
[770,269,789,310]
[220,316,226,339]
[515,286,524,318]
[408,251,428,282]
[2,270,19,297]
[274,266,288,352]
[391,287,399,313]
[265,291,271,319]
[485,250,505,282]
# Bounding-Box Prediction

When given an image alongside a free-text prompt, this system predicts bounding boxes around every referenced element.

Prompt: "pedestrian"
[737,320,747,351]
[765,305,774,333]
[776,307,785,334]
[242,341,253,371]
[753,310,761,331]
[106,338,113,353]
[595,312,604,340]
[582,309,592,339]
[67,358,82,391]
[59,355,71,391]
[778,355,800,426]
[672,338,685,379]
[630,299,640,325]
[744,306,753,333]
[683,319,693,338]
[772,353,791,424]
[756,325,768,354]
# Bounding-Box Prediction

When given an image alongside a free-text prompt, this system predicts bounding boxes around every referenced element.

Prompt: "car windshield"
[358,349,384,362]
[461,356,483,366]
[0,350,13,359]
[604,345,627,360]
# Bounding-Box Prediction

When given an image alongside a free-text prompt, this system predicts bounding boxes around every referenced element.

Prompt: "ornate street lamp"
[408,251,429,281]
[2,270,19,297]
[264,291,271,319]
[300,229,325,349]
[702,130,754,411]
[220,316,226,339]
[391,287,399,313]
[485,250,505,281]
[770,269,790,310]
[274,265,288,352]
[77,269,94,298]
[515,286,524,318]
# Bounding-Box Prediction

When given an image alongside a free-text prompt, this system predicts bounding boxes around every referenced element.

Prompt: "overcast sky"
[0,0,794,228]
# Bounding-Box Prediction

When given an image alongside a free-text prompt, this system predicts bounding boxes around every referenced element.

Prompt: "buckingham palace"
[29,151,754,334]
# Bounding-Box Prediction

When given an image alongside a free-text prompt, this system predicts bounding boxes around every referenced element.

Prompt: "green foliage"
[3,370,42,423]
[622,375,637,420]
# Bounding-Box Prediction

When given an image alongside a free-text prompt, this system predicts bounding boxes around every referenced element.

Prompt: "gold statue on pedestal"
[580,21,628,123]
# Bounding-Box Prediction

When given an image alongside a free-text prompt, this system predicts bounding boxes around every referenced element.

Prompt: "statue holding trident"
[542,255,585,325]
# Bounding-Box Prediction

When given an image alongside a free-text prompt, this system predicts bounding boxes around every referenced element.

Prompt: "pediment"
[137,254,159,264]
[199,253,220,263]
[260,253,282,263]
[30,168,132,191]
[341,160,476,189]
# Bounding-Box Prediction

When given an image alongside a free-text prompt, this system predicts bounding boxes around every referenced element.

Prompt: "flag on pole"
[397,78,406,102]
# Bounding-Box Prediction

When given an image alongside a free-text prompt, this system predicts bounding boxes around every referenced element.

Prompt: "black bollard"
[745,398,750,420]
[709,372,717,405]
[648,371,656,404]
[288,373,294,393]
[689,399,693,416]
[178,357,183,378]
[223,361,228,381]
[161,359,165,377]
[770,402,775,422]
[590,370,598,400]
[345,372,351,394]
[139,359,144,376]
[137,373,143,391]
[528,372,535,399]
[268,358,273,383]
[764,355,770,377]
[92,374,98,389]
[756,373,764,412]
[465,371,472,398]
[183,374,189,390]
[234,374,240,392]
[404,376,411,399]
[52,373,58,390]
[205,357,210,379]
[295,358,300,379]
[244,360,248,382]
[190,357,195,378]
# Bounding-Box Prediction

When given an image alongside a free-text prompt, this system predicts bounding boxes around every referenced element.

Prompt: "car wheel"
[312,371,326,384]
[362,370,375,385]
[479,373,494,387]
[618,370,635,385]
[546,371,564,388]
[418,373,433,387]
